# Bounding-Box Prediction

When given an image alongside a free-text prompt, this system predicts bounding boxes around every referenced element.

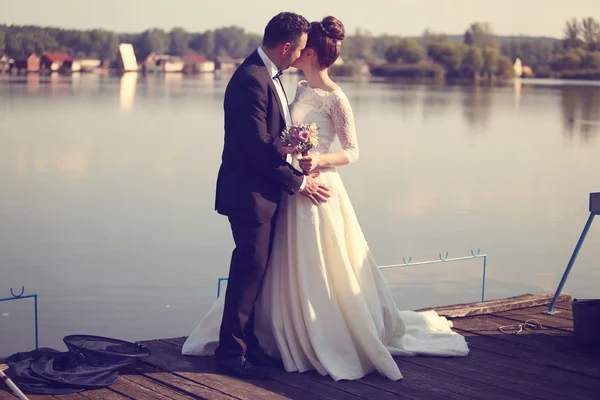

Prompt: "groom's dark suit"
[214,50,304,364]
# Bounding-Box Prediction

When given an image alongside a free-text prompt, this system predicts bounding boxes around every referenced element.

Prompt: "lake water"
[1,73,599,357]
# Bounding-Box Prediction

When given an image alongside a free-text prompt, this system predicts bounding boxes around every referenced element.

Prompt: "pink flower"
[289,128,299,139]
[298,130,309,142]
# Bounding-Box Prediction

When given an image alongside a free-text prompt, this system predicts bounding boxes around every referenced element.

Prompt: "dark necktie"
[273,70,288,104]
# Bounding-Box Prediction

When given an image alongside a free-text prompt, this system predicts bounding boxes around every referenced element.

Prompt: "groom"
[214,12,331,379]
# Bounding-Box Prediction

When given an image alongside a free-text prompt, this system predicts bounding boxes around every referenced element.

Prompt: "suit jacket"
[215,50,304,223]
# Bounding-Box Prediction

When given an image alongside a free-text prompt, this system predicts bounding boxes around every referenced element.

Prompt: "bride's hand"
[298,154,322,174]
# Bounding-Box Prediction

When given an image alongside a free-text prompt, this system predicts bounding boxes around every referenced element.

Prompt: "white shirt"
[257,47,292,126]
[256,47,305,190]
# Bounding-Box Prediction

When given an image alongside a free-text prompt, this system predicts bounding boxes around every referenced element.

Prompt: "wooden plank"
[392,360,524,399]
[161,337,374,400]
[124,361,236,400]
[108,375,181,400]
[268,371,369,400]
[0,381,76,400]
[292,371,406,400]
[121,374,193,398]
[495,306,575,331]
[419,293,573,318]
[358,371,467,400]
[453,317,600,379]
[0,389,16,400]
[402,350,590,400]
[54,394,90,400]
[554,301,573,310]
[79,389,130,400]
[455,314,596,357]
[463,344,600,394]
[459,334,600,390]
[141,339,317,400]
[163,336,439,400]
[495,306,600,357]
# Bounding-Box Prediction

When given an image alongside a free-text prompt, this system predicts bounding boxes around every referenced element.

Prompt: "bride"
[182,16,469,381]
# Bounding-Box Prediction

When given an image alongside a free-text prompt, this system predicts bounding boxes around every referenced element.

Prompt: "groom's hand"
[300,172,331,206]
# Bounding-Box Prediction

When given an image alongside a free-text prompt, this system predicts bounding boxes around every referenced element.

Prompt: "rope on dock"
[498,319,543,334]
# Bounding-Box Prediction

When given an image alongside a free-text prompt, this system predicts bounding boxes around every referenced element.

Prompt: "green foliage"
[496,55,514,79]
[501,38,554,69]
[482,47,499,78]
[0,29,5,54]
[461,46,483,78]
[582,51,600,69]
[464,22,499,50]
[385,39,425,64]
[370,63,445,79]
[427,40,463,73]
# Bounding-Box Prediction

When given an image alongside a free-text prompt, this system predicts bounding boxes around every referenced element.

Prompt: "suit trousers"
[214,210,279,360]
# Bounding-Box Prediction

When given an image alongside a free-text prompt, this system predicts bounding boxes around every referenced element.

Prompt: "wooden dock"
[2,293,599,399]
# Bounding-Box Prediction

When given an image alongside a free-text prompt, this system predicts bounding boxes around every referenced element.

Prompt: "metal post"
[481,255,487,303]
[544,212,596,314]
[217,278,227,299]
[34,294,39,350]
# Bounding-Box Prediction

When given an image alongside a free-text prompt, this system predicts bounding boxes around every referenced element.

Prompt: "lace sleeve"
[329,92,359,164]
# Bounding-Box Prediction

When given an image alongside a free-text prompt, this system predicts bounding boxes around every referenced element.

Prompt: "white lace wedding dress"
[182,81,469,381]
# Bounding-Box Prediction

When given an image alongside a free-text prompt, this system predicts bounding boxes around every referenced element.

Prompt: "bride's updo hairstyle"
[306,16,345,68]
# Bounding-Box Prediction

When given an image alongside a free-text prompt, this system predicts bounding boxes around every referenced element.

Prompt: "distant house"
[142,53,185,73]
[40,53,73,72]
[0,55,14,73]
[141,52,159,72]
[72,59,102,73]
[214,56,237,71]
[183,54,215,73]
[13,53,39,72]
[163,56,185,73]
[522,66,534,78]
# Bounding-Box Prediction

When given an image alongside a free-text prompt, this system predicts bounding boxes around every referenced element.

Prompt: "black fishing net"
[4,335,150,395]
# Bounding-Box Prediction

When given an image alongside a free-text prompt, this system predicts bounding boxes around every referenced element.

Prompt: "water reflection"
[513,79,521,109]
[561,86,600,142]
[461,86,493,130]
[120,72,138,112]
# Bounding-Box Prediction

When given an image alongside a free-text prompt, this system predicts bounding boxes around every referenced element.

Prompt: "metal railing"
[0,286,39,350]
[217,249,489,303]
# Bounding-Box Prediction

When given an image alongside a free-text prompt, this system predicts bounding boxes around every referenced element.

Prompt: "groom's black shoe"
[246,347,284,369]
[215,356,272,380]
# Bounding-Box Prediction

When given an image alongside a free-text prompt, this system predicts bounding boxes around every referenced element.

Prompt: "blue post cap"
[591,192,600,214]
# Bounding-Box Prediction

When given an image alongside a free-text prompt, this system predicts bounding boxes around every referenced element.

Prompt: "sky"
[0,0,598,38]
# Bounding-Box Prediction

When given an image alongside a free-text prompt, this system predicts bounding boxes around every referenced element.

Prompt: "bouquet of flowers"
[281,122,319,155]
[280,123,319,175]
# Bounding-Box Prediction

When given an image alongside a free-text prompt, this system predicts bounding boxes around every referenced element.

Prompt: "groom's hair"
[262,12,311,49]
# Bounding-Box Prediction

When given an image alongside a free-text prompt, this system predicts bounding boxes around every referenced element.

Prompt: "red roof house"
[40,53,74,72]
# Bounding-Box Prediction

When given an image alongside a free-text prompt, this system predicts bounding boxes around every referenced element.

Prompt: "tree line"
[0,25,262,61]
[1,17,599,79]
[366,18,600,80]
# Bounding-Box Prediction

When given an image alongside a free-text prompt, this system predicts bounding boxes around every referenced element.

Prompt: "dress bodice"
[289,80,359,163]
